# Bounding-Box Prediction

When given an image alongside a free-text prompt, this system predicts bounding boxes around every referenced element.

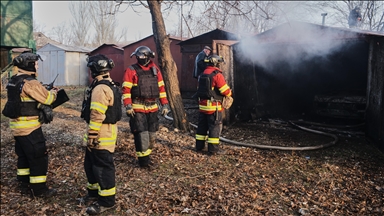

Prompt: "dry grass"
[1,86,384,215]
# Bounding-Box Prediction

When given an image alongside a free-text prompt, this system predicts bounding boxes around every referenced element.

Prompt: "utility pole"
[321,13,328,26]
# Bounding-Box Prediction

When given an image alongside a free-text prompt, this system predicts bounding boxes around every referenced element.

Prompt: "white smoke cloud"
[237,21,358,73]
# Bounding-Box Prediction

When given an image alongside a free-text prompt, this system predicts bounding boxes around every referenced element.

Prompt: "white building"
[37,43,91,86]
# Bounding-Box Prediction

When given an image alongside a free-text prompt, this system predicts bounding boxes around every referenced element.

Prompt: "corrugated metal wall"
[66,52,80,86]
[37,44,89,86]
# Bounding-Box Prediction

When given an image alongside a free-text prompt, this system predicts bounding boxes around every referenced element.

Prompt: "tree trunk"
[147,0,190,131]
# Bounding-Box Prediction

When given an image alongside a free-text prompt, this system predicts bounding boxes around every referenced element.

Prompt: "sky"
[32,1,354,44]
[32,1,178,42]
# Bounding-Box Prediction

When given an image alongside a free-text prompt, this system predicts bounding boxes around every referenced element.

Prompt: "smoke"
[236,21,358,73]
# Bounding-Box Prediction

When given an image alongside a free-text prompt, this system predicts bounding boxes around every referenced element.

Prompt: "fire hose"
[164,113,339,151]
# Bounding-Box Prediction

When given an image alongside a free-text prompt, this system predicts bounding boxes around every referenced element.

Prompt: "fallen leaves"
[1,88,384,215]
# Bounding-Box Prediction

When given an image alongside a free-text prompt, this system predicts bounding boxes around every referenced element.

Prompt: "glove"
[37,103,53,124]
[222,96,234,109]
[161,104,170,116]
[87,130,100,147]
[126,104,135,117]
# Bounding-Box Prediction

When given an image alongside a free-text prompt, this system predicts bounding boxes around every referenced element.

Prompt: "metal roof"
[122,34,185,49]
[90,43,124,53]
[40,43,92,53]
[250,21,383,44]
[177,28,240,45]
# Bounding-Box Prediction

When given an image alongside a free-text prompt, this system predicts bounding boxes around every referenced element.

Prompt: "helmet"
[130,46,155,66]
[13,52,43,72]
[207,54,225,67]
[86,54,115,78]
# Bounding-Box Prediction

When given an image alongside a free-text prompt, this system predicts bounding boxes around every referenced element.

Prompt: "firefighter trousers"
[15,127,49,196]
[195,111,223,153]
[84,148,116,207]
[129,112,158,167]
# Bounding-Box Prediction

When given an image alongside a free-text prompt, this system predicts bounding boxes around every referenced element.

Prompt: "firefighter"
[80,54,122,215]
[348,6,362,28]
[193,46,212,79]
[194,54,232,155]
[122,46,170,169]
[2,52,58,198]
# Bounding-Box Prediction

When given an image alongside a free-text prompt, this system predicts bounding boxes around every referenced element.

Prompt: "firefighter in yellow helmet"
[2,52,58,198]
[80,54,122,215]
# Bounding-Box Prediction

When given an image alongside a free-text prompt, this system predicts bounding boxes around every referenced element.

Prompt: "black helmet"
[13,52,43,72]
[207,54,224,67]
[130,46,155,66]
[86,54,115,78]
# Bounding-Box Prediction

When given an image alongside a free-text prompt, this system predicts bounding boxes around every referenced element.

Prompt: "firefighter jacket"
[122,61,169,113]
[8,69,57,137]
[83,73,119,153]
[198,66,232,115]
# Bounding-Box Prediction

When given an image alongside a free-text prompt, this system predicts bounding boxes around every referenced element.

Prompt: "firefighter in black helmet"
[2,52,58,198]
[80,54,122,215]
[194,54,233,155]
[122,46,170,169]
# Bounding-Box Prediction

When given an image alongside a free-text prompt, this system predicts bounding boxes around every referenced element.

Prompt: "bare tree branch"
[88,0,124,46]
[313,0,384,31]
[69,1,91,47]
[51,22,72,45]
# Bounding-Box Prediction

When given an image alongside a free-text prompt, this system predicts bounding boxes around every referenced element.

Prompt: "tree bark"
[147,0,190,131]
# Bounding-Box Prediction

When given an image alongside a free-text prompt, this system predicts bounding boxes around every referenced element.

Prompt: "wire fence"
[1,71,10,90]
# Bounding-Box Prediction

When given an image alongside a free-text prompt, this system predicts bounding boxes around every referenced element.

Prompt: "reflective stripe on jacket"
[198,66,232,115]
[84,74,118,153]
[122,60,168,113]
[10,70,57,136]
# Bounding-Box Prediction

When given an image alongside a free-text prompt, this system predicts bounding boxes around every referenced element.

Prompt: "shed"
[37,43,92,86]
[177,28,240,96]
[89,43,124,84]
[231,21,384,152]
[123,35,184,90]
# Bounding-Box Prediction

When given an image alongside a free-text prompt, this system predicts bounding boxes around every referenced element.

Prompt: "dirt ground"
[1,86,383,216]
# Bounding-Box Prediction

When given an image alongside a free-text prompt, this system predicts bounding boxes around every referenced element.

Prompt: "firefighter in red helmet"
[122,46,170,169]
